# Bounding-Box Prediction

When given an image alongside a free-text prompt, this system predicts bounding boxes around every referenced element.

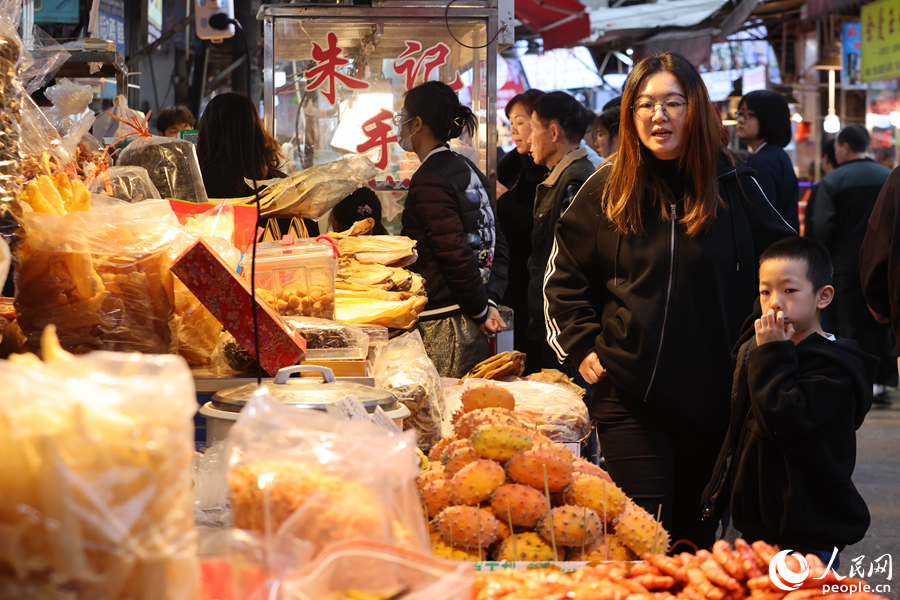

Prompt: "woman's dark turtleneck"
[647,154,685,205]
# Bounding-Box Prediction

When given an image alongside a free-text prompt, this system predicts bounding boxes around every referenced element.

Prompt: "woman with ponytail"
[542,52,794,550]
[397,81,509,377]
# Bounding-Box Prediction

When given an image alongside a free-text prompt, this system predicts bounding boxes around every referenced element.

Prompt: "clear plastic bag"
[44,76,93,117]
[193,443,232,528]
[20,92,70,166]
[21,24,70,94]
[92,94,146,140]
[0,0,25,220]
[15,199,181,355]
[0,350,199,599]
[441,379,591,442]
[258,153,377,218]
[372,330,444,453]
[89,165,162,203]
[279,541,474,600]
[226,391,429,564]
[117,134,209,203]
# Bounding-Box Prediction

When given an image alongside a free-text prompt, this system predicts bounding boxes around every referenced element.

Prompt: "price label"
[371,405,402,434]
[325,395,370,421]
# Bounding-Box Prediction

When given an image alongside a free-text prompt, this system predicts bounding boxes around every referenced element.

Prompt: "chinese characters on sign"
[355,109,397,170]
[393,40,464,91]
[861,0,900,83]
[304,32,370,106]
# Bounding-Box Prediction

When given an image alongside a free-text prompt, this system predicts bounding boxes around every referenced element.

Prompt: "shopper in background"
[580,105,603,168]
[802,138,837,237]
[543,52,793,550]
[496,89,548,374]
[808,123,895,402]
[861,165,900,392]
[397,81,509,378]
[592,103,621,163]
[330,187,388,235]
[528,91,595,371]
[197,92,285,199]
[157,106,195,138]
[735,90,800,230]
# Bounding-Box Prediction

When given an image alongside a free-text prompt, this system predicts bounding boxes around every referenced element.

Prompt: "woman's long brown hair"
[603,52,724,237]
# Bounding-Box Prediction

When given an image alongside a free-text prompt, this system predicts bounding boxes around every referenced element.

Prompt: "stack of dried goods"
[471,540,887,600]
[419,384,668,562]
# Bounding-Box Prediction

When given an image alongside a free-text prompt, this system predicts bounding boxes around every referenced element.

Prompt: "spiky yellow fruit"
[470,423,533,462]
[431,538,483,560]
[530,442,575,468]
[442,439,481,475]
[490,483,548,528]
[493,532,558,562]
[429,436,456,463]
[572,458,613,480]
[450,459,506,505]
[417,465,448,491]
[460,384,516,413]
[536,505,603,546]
[567,534,636,561]
[435,506,500,549]
[506,449,573,493]
[421,479,453,518]
[456,408,521,439]
[563,475,628,522]
[613,499,670,556]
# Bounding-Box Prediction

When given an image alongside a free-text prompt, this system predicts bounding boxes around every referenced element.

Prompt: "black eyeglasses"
[734,111,757,122]
[633,100,688,121]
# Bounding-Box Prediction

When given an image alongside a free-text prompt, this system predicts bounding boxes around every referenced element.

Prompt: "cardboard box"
[171,237,306,376]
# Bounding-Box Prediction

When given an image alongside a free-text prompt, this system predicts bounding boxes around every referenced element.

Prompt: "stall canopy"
[516,0,761,58]
[515,0,591,51]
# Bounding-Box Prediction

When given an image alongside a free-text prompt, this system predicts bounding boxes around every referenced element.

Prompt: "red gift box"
[171,237,306,376]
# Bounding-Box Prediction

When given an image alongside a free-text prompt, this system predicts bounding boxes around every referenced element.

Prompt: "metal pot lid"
[211,365,399,413]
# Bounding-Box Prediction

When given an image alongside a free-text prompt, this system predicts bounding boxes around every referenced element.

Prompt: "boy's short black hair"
[759,236,833,291]
[837,123,870,154]
[157,106,195,134]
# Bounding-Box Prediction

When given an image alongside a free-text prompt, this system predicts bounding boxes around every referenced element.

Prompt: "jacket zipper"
[643,203,677,402]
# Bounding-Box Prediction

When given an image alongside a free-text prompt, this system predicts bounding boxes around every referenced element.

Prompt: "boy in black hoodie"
[703,236,877,564]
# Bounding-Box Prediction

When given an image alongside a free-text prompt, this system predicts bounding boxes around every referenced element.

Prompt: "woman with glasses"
[543,52,793,551]
[735,90,800,230]
[397,80,509,378]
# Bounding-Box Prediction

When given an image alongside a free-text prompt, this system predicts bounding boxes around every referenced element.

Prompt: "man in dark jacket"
[703,237,876,558]
[527,92,595,369]
[860,166,900,392]
[807,124,895,398]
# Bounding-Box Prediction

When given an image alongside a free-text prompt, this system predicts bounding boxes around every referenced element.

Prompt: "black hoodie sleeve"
[542,168,608,368]
[410,170,491,322]
[747,340,861,441]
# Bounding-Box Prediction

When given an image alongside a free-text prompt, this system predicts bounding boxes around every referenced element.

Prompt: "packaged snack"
[226,392,429,562]
[117,134,209,203]
[0,0,25,237]
[88,165,162,203]
[15,199,180,355]
[372,330,444,452]
[0,329,199,599]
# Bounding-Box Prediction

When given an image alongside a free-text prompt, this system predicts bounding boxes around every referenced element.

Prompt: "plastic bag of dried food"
[15,199,180,355]
[372,330,444,452]
[117,134,208,203]
[283,316,368,351]
[278,541,473,600]
[88,165,162,203]
[257,154,377,218]
[442,379,590,442]
[0,344,199,599]
[0,0,25,235]
[20,93,70,167]
[226,392,429,565]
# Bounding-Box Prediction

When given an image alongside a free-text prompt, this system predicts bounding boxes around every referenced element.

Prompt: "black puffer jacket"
[543,152,794,430]
[402,146,509,323]
[702,331,876,551]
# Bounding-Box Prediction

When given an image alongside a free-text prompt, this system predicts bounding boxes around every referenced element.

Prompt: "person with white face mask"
[397,81,510,378]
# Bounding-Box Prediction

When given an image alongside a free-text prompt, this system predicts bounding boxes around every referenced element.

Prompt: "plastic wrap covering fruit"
[372,330,445,453]
[15,199,180,355]
[225,392,429,564]
[255,153,377,218]
[442,379,590,442]
[0,333,199,599]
